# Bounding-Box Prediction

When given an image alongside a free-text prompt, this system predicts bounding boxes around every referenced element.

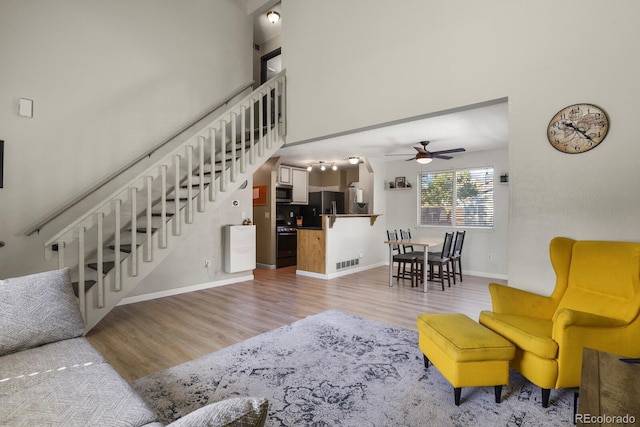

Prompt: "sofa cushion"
[168,397,269,427]
[0,337,158,426]
[479,311,558,360]
[0,268,85,356]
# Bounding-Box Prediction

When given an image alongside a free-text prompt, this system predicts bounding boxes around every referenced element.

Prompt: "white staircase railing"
[45,71,286,332]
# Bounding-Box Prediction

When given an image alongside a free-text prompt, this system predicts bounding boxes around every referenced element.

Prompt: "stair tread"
[71,280,97,297]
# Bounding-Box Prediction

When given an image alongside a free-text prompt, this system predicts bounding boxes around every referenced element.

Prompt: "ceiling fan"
[387,140,466,164]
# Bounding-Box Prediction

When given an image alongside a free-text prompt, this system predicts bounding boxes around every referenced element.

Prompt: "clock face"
[547,104,609,154]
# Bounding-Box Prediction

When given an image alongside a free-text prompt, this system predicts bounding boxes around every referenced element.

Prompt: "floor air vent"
[336,258,360,270]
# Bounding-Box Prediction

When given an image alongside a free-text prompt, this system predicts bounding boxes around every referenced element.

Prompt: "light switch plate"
[18,98,33,118]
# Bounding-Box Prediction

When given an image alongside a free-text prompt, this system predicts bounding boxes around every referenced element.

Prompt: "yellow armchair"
[479,237,640,407]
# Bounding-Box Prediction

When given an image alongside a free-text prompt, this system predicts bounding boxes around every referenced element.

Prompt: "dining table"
[384,237,442,293]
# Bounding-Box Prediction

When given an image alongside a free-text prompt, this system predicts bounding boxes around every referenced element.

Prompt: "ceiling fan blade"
[405,156,416,161]
[414,146,427,153]
[385,153,414,156]
[432,154,453,160]
[429,148,466,155]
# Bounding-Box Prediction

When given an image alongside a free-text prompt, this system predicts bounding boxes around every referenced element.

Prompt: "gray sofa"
[0,268,268,426]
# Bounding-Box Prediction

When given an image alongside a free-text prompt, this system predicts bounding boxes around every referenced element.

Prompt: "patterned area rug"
[133,310,575,426]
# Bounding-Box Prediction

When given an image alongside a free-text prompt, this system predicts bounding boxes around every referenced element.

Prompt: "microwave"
[275,185,292,203]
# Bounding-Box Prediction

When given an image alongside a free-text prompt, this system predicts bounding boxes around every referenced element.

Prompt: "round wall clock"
[547,103,609,153]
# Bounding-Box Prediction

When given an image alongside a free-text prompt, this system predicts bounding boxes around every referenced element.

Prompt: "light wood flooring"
[86,265,505,382]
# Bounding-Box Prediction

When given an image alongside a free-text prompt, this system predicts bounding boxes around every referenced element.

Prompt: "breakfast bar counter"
[297,214,384,279]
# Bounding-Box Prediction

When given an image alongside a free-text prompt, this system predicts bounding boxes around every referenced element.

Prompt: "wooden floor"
[86,265,505,382]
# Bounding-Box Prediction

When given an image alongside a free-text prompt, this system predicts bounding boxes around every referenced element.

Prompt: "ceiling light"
[348,156,359,165]
[416,156,433,165]
[307,165,312,171]
[267,11,280,24]
[332,163,338,171]
[320,164,326,171]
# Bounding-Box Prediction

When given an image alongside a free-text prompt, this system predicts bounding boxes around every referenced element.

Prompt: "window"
[418,167,494,228]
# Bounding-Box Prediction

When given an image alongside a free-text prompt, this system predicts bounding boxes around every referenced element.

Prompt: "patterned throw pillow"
[0,268,85,356]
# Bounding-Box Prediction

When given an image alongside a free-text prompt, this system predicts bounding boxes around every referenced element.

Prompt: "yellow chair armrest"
[553,308,628,330]
[488,283,557,319]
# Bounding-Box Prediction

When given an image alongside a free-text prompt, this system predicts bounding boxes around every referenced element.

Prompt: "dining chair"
[450,230,466,283]
[400,229,423,286]
[428,231,454,290]
[386,230,418,286]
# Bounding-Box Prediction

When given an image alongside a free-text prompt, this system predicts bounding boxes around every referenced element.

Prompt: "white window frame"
[417,166,494,229]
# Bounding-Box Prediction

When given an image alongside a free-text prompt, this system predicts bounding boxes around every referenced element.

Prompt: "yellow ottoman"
[417,313,515,406]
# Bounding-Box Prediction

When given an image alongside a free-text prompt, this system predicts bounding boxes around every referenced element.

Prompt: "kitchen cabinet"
[297,228,325,273]
[223,225,256,273]
[291,167,308,205]
[278,165,292,185]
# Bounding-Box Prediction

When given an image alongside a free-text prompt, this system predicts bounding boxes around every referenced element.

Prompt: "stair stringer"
[83,138,284,332]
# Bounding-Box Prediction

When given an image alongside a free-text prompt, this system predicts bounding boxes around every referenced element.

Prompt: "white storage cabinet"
[224,225,256,273]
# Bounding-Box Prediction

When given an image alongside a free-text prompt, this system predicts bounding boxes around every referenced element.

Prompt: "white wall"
[0,1,253,284]
[383,148,509,279]
[282,0,640,295]
[128,183,254,298]
[323,215,386,278]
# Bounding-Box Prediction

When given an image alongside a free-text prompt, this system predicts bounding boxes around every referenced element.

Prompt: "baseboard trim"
[297,262,387,280]
[256,263,276,270]
[118,274,254,306]
[463,270,508,281]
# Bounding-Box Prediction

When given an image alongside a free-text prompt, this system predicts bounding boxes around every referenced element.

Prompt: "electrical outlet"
[487,253,494,261]
[204,260,211,267]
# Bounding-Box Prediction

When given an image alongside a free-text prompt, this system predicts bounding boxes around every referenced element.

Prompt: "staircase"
[45,72,286,332]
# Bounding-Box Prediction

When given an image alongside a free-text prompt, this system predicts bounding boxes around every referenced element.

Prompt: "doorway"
[261,48,281,84]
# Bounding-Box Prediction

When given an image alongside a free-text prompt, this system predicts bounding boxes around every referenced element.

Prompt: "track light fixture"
[306,161,338,171]
[348,156,360,165]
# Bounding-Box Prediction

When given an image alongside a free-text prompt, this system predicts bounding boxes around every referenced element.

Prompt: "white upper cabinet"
[278,165,292,185]
[291,167,308,205]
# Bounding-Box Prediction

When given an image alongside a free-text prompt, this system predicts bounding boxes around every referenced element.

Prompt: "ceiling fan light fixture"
[416,156,433,165]
[348,156,359,165]
[267,11,280,24]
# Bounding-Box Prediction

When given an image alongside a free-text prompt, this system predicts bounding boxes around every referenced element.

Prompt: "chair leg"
[541,388,550,408]
[450,260,456,285]
[495,386,502,403]
[446,263,451,287]
[454,387,462,406]
[423,354,429,368]
[456,258,463,282]
[440,264,445,291]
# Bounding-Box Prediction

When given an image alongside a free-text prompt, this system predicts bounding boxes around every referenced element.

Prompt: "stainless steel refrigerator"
[304,191,345,227]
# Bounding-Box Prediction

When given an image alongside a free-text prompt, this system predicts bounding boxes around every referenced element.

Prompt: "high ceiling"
[253,2,281,45]
[276,99,509,169]
[252,4,509,169]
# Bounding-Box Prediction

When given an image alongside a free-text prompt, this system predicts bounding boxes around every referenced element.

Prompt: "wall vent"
[336,258,360,270]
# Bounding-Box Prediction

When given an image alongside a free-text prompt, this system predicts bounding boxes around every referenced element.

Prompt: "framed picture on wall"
[394,176,406,188]
[253,185,268,205]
